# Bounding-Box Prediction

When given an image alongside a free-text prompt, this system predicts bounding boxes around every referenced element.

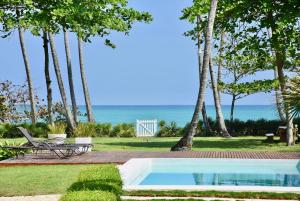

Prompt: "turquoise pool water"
[127,159,300,187]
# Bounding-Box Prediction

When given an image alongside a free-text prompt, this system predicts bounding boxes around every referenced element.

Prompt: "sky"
[0,0,276,106]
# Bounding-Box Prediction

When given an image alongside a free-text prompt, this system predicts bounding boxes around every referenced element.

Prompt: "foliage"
[283,76,300,118]
[0,122,48,138]
[0,80,32,123]
[73,123,97,137]
[157,121,183,137]
[95,123,112,137]
[110,123,135,137]
[48,123,67,134]
[0,141,30,160]
[219,79,278,96]
[61,165,121,201]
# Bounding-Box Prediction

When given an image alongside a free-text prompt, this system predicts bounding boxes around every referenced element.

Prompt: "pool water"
[120,158,300,188]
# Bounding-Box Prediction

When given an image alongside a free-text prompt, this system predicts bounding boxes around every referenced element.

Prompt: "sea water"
[78,105,278,126]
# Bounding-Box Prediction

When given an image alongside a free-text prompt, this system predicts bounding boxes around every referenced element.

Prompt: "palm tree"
[17,26,37,124]
[283,77,300,118]
[48,32,76,130]
[209,57,231,137]
[196,16,212,133]
[42,30,53,124]
[77,36,95,122]
[63,29,78,124]
[171,0,219,151]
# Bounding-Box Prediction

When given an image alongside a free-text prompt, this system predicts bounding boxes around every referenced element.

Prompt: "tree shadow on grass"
[103,137,276,150]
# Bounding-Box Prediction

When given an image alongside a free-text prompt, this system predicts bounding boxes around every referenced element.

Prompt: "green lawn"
[1,136,300,152]
[0,165,97,196]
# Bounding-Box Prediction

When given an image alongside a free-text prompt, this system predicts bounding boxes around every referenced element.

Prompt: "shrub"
[61,165,121,201]
[73,123,97,137]
[95,123,112,137]
[60,190,117,201]
[48,123,67,134]
[157,121,182,137]
[110,123,135,137]
[0,123,48,138]
[0,141,31,160]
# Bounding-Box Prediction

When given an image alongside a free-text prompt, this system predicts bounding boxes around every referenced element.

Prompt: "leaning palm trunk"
[77,36,95,122]
[197,16,212,133]
[217,31,225,102]
[48,32,75,130]
[209,58,231,137]
[171,0,219,151]
[64,30,78,124]
[42,31,53,125]
[18,27,37,124]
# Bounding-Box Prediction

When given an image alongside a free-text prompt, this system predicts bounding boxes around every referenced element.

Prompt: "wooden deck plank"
[1,151,300,166]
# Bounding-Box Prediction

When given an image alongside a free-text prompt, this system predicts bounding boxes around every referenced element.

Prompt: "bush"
[73,123,97,137]
[110,123,135,137]
[60,165,121,201]
[95,123,112,137]
[48,123,67,134]
[157,121,182,137]
[0,141,31,160]
[0,122,48,138]
[60,190,117,201]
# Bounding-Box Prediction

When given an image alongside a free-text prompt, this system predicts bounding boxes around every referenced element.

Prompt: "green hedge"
[60,165,122,201]
[157,118,300,137]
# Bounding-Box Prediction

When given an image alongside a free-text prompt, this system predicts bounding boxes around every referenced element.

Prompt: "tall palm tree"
[42,30,53,124]
[171,0,219,151]
[217,31,225,101]
[17,26,37,124]
[63,29,78,123]
[77,36,95,122]
[209,57,231,137]
[48,32,75,130]
[196,16,211,133]
[283,77,300,118]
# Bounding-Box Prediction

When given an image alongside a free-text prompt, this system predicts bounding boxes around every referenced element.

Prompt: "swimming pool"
[119,158,300,192]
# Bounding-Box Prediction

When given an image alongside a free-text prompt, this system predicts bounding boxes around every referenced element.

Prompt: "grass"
[0,165,299,200]
[1,136,300,152]
[0,165,97,196]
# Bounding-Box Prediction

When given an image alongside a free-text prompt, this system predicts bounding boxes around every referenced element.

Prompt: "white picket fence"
[136,119,158,137]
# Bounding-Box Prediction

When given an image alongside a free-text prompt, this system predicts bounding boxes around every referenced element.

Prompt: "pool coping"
[119,158,300,193]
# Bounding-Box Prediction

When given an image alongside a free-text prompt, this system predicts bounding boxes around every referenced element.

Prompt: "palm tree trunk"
[230,94,236,123]
[42,31,53,125]
[18,27,37,124]
[171,0,219,151]
[64,30,78,124]
[77,36,95,122]
[209,58,231,137]
[196,16,212,133]
[267,28,285,122]
[48,32,75,130]
[217,31,225,101]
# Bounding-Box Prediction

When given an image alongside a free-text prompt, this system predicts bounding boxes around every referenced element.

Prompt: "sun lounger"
[1,127,93,159]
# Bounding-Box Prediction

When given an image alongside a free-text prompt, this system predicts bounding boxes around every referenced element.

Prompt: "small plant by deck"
[48,123,67,134]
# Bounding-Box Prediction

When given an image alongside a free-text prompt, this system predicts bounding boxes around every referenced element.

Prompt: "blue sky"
[0,0,275,105]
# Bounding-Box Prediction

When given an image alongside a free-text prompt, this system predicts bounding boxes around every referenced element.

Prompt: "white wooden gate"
[136,119,158,137]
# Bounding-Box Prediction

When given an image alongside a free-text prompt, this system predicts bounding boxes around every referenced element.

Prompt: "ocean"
[77,105,278,127]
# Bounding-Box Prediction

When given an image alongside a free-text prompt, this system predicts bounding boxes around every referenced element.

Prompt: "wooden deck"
[1,151,300,166]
